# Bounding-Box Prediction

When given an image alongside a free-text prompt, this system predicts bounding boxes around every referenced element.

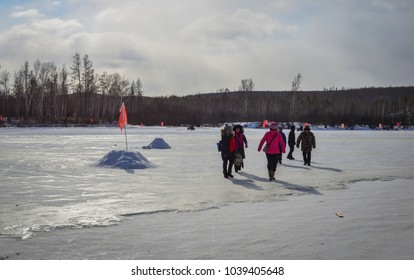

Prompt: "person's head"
[224,123,232,133]
[278,125,283,132]
[304,125,310,131]
[270,122,278,130]
[291,125,295,131]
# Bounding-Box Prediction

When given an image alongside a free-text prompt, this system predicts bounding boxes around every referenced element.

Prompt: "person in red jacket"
[257,122,286,180]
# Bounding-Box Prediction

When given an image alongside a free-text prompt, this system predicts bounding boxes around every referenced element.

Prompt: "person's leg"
[222,156,229,178]
[266,154,273,180]
[267,154,277,180]
[289,144,295,159]
[228,154,234,178]
[287,145,293,159]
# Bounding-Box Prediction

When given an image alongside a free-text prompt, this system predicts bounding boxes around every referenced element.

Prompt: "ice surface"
[0,126,413,240]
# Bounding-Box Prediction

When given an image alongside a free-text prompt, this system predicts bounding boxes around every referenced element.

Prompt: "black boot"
[228,163,234,178]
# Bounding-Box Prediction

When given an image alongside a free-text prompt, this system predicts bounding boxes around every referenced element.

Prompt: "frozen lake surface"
[1,126,413,240]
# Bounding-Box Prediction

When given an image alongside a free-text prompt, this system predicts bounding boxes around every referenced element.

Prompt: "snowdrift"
[97,150,154,169]
[142,137,171,149]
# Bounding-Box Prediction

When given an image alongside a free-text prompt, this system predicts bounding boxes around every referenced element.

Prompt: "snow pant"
[222,153,235,176]
[287,143,295,159]
[302,151,311,165]
[266,153,279,171]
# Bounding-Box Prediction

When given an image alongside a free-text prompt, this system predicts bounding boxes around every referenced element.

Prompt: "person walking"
[296,125,316,166]
[221,123,236,178]
[287,125,296,160]
[233,124,248,172]
[278,125,286,164]
[257,122,286,180]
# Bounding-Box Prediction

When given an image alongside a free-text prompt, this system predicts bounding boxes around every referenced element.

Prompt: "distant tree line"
[1,57,413,127]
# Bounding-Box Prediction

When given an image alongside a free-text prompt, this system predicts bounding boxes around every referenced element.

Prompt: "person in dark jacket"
[287,125,296,160]
[296,125,316,166]
[277,125,286,164]
[221,123,236,178]
[233,124,248,172]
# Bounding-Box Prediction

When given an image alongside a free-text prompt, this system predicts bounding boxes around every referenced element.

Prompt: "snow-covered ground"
[1,126,413,259]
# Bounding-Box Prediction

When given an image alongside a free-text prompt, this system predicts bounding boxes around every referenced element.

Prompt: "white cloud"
[182,9,296,42]
[10,8,42,19]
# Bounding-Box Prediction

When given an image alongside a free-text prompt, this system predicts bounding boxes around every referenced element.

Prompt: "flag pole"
[118,102,128,150]
[124,125,128,150]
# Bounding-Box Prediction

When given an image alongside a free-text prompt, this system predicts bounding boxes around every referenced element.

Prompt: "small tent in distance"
[142,138,171,149]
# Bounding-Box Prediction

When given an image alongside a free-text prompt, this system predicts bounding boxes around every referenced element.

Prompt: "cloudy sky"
[1,0,413,95]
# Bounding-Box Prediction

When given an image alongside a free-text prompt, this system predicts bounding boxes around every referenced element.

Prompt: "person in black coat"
[287,125,296,160]
[221,123,236,178]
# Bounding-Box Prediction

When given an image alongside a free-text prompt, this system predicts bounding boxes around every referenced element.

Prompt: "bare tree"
[13,71,24,118]
[0,66,11,117]
[239,78,255,120]
[0,67,11,96]
[136,77,143,97]
[37,62,55,121]
[58,65,69,121]
[82,54,95,118]
[22,61,30,118]
[70,52,82,121]
[291,73,302,121]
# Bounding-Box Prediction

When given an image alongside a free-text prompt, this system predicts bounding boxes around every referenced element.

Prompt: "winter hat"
[270,122,278,130]
[224,123,232,132]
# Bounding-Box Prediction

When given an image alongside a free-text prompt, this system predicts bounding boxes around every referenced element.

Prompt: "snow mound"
[142,138,171,149]
[97,150,155,169]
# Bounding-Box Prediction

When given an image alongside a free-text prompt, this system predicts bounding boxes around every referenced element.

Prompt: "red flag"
[118,102,128,131]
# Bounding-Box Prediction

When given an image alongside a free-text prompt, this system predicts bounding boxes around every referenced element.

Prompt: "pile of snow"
[97,150,154,169]
[142,138,171,149]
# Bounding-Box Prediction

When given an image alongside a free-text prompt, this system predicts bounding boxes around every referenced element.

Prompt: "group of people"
[220,122,316,180]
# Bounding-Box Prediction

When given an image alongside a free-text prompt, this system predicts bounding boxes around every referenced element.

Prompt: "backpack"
[216,140,222,152]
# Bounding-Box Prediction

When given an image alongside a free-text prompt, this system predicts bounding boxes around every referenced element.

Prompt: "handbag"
[234,152,243,167]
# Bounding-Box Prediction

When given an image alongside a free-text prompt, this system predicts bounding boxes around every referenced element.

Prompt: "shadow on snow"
[235,172,322,195]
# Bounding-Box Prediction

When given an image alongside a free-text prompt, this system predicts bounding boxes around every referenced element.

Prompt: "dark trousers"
[302,151,311,165]
[287,143,295,159]
[222,153,234,175]
[266,154,279,171]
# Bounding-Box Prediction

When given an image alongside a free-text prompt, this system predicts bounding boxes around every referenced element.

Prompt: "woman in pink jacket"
[257,122,286,180]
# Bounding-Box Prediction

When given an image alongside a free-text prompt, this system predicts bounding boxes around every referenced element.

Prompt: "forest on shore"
[1,55,413,127]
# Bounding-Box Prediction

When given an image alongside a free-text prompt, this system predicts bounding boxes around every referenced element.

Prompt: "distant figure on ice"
[257,122,286,181]
[287,125,296,160]
[296,125,316,166]
[277,125,286,164]
[221,123,236,178]
[233,124,248,172]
